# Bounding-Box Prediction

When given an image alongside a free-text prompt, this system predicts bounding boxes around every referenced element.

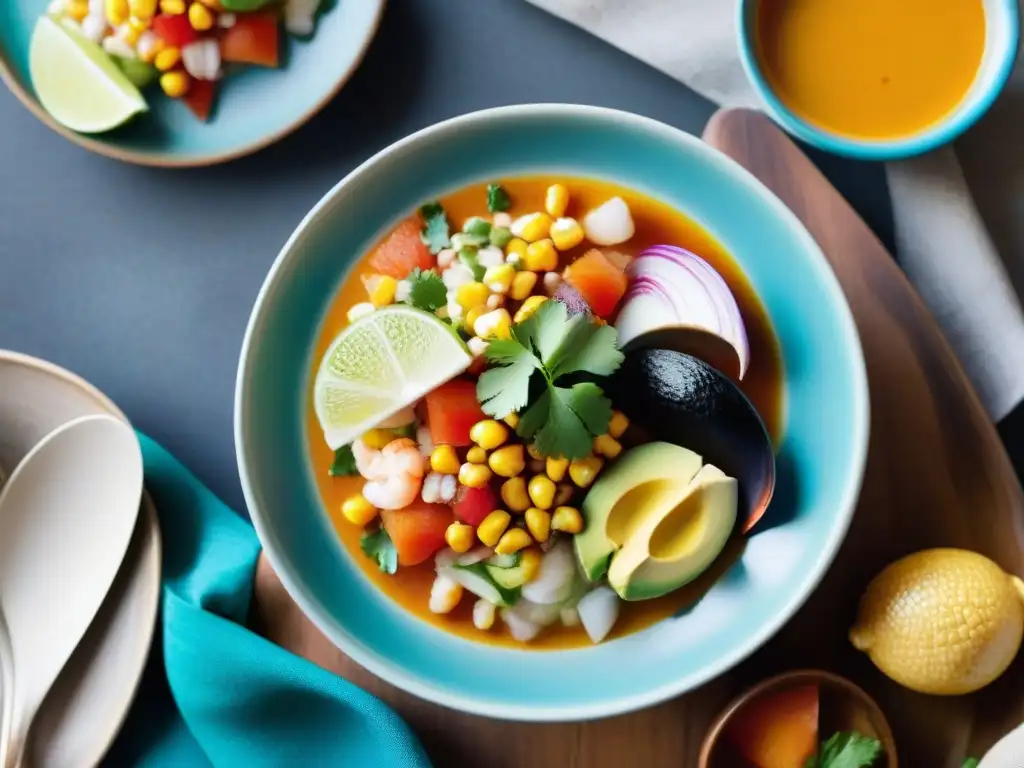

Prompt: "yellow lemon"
[850,548,1024,695]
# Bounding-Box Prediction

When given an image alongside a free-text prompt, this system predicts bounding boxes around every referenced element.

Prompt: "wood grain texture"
[250,108,1024,767]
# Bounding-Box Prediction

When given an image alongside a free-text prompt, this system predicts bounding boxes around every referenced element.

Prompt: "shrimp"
[352,437,425,510]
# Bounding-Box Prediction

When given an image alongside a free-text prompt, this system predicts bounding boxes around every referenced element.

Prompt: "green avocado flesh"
[608,463,737,601]
[575,442,738,601]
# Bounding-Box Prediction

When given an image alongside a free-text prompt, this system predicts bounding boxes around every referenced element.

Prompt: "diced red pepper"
[220,13,280,68]
[183,79,216,122]
[452,485,497,527]
[564,248,628,319]
[380,503,453,566]
[425,380,486,447]
[368,217,434,279]
[153,13,198,47]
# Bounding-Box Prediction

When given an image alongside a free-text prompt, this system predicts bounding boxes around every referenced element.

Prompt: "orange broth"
[756,0,986,139]
[306,177,784,649]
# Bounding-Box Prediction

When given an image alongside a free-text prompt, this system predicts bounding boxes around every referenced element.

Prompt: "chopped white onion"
[434,548,458,571]
[513,599,563,627]
[616,245,750,379]
[284,0,319,35]
[218,11,236,27]
[577,586,620,644]
[416,425,434,457]
[467,337,489,357]
[376,405,416,428]
[521,541,575,604]
[473,599,496,630]
[457,546,493,566]
[429,572,463,614]
[102,34,135,58]
[582,197,634,246]
[560,606,580,627]
[438,474,457,503]
[181,39,221,81]
[501,608,541,642]
[477,246,505,268]
[492,212,512,228]
[437,249,456,269]
[421,472,442,503]
[79,14,106,42]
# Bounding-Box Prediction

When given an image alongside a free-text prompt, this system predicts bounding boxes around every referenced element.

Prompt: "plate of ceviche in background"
[235,105,869,720]
[0,0,385,166]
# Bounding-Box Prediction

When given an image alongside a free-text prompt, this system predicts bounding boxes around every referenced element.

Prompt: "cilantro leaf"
[515,300,570,361]
[516,388,551,440]
[805,732,883,768]
[419,202,450,254]
[487,183,511,213]
[405,268,447,313]
[477,339,539,419]
[328,445,358,477]
[532,386,595,460]
[548,320,625,380]
[458,248,486,281]
[360,528,398,574]
[561,382,613,435]
[962,761,979,768]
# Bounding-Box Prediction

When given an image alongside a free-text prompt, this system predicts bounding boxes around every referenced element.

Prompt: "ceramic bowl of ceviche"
[0,0,384,165]
[235,104,869,720]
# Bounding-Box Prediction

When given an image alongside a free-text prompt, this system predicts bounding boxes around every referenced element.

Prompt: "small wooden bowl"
[699,669,897,768]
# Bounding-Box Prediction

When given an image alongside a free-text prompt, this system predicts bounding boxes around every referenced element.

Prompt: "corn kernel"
[456,281,489,311]
[445,522,476,553]
[159,0,185,12]
[65,0,90,21]
[495,527,532,556]
[524,239,558,272]
[477,510,511,547]
[545,456,568,482]
[608,410,629,439]
[550,218,585,251]
[543,272,562,295]
[505,237,529,265]
[368,275,397,307]
[360,428,392,450]
[188,0,214,29]
[154,45,181,71]
[500,477,530,512]
[473,308,512,340]
[526,443,544,461]
[503,412,519,429]
[119,23,141,44]
[528,474,556,510]
[159,70,190,98]
[429,573,463,614]
[466,446,487,465]
[458,462,492,488]
[525,507,551,542]
[554,483,574,507]
[341,494,377,526]
[552,506,583,534]
[483,264,515,294]
[473,598,496,630]
[464,305,485,333]
[513,295,548,324]
[489,444,525,478]
[430,445,460,475]
[569,455,604,488]
[105,0,129,25]
[510,212,553,243]
[545,184,570,218]
[128,0,156,18]
[346,302,375,323]
[469,419,508,450]
[593,434,622,459]
[508,270,538,301]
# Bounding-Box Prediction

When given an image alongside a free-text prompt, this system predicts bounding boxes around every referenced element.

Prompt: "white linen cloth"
[526,0,1024,421]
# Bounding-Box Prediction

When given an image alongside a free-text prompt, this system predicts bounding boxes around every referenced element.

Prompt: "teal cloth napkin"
[103,433,431,767]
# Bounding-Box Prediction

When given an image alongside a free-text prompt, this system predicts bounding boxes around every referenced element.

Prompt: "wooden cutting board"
[251,108,1024,767]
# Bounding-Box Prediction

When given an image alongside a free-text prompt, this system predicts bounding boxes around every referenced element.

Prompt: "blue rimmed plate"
[235,104,869,721]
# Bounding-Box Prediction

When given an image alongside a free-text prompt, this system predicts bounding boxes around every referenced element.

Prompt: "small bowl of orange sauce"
[737,0,1019,160]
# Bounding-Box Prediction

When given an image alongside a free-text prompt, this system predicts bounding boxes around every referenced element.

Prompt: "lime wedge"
[29,16,147,134]
[314,306,473,449]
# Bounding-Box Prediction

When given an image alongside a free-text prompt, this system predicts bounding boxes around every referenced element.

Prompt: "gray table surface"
[0,0,891,514]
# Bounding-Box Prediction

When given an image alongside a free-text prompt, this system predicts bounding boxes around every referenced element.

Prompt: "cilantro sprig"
[403,268,447,314]
[360,527,398,574]
[805,731,883,768]
[487,183,511,213]
[476,300,623,459]
[328,445,358,477]
[419,202,450,254]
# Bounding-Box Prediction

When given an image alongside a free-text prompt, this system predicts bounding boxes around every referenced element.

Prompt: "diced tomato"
[152,14,198,47]
[425,380,486,447]
[452,485,497,527]
[564,248,628,319]
[380,502,453,566]
[220,13,279,68]
[726,683,819,768]
[368,217,434,279]
[183,79,216,122]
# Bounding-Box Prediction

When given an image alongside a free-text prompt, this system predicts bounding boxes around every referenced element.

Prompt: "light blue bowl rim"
[234,104,870,721]
[736,0,1021,162]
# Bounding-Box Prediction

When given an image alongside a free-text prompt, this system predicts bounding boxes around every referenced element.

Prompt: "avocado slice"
[575,442,702,582]
[608,464,737,601]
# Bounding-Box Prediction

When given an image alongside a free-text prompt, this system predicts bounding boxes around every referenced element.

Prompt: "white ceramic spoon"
[0,414,143,768]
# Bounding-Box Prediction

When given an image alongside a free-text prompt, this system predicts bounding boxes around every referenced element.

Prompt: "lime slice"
[314,306,473,449]
[29,16,147,134]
